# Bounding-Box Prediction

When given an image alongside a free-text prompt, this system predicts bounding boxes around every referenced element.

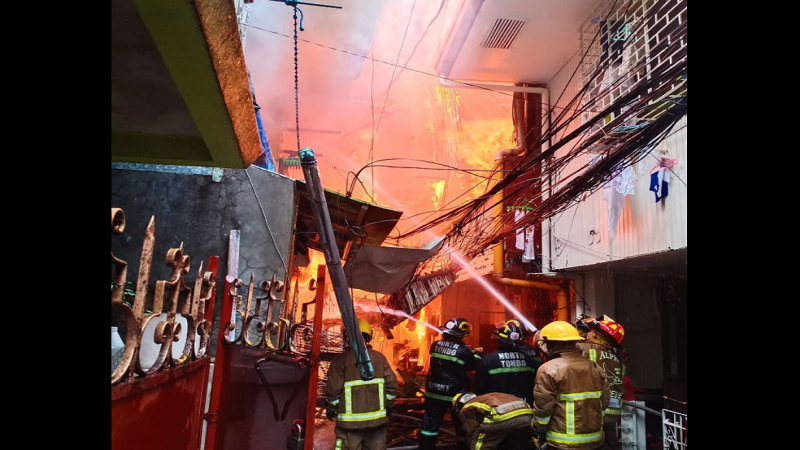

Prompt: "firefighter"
[474,322,540,406]
[502,319,543,363]
[532,321,610,450]
[325,319,399,450]
[418,318,477,450]
[575,316,627,450]
[452,392,535,450]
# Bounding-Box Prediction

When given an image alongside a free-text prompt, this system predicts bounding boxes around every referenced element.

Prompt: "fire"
[295,248,326,286]
[418,357,424,367]
[456,118,513,170]
[428,180,446,210]
[435,85,461,119]
[417,308,426,346]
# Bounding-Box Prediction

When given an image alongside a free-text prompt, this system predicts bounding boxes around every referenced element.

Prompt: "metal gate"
[111,208,220,450]
[662,409,687,450]
[203,265,327,450]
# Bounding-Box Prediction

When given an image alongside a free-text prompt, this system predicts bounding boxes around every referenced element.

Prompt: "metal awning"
[294,181,403,260]
[343,238,444,294]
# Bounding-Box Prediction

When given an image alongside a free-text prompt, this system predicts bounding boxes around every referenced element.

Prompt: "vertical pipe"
[492,187,505,278]
[203,275,236,450]
[299,148,374,381]
[556,288,569,322]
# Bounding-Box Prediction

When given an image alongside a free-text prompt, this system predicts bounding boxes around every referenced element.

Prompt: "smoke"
[245,1,544,334]
[245,0,513,249]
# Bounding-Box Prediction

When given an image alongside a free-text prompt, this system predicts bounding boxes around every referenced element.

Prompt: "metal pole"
[298,147,374,380]
[622,400,662,417]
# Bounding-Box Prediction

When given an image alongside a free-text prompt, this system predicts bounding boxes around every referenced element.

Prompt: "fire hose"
[390,414,455,437]
[299,147,374,381]
[388,445,456,450]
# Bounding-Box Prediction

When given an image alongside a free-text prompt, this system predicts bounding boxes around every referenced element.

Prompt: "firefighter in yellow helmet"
[532,321,610,450]
[575,315,627,450]
[325,318,399,450]
[452,392,535,450]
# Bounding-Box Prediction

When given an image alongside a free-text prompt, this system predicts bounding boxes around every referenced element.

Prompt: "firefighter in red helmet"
[576,315,627,450]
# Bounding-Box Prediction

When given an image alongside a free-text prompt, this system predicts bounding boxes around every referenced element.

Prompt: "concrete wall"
[111,166,297,355]
[575,270,616,318]
[571,266,687,391]
[612,273,663,390]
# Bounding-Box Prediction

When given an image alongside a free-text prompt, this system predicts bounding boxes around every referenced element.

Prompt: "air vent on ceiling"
[481,18,526,49]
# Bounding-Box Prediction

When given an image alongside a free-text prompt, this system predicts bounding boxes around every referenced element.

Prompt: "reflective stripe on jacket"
[325,348,398,429]
[532,349,610,450]
[576,342,625,419]
[425,338,477,400]
[459,392,534,447]
[474,349,540,406]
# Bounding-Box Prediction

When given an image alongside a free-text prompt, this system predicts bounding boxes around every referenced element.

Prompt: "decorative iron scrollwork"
[111,209,216,385]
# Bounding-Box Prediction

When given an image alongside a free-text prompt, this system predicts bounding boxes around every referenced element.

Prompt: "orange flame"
[428,180,446,210]
[435,85,461,119]
[456,119,513,170]
[295,248,325,286]
[417,308,426,347]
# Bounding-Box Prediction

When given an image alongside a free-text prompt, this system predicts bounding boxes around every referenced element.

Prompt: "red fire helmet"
[596,320,625,345]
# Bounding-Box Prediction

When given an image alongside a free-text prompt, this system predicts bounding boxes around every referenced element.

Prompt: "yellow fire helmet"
[357,318,372,340]
[538,321,584,342]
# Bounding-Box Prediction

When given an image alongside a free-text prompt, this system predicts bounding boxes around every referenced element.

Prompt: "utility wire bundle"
[395,0,687,271]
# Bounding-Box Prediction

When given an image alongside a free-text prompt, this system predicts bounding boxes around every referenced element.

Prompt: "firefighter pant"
[334,425,388,450]
[602,418,622,450]
[468,427,533,450]
[419,397,467,450]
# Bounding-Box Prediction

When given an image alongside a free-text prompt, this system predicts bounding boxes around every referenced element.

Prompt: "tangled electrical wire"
[389,0,689,274]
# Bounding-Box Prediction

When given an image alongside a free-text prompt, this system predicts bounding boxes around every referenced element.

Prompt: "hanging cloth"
[604,166,636,240]
[649,168,670,202]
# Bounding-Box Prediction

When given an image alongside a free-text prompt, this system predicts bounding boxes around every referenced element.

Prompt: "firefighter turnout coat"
[425,338,478,401]
[459,392,535,450]
[325,348,399,429]
[576,342,625,422]
[474,348,540,406]
[532,349,610,450]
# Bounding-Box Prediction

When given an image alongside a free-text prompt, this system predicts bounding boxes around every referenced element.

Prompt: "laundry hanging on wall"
[514,209,536,262]
[650,168,670,202]
[604,166,636,240]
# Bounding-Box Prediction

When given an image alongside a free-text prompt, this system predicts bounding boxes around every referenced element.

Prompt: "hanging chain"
[293,6,301,152]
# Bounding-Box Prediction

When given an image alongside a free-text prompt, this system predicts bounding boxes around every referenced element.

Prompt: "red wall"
[112,358,210,450]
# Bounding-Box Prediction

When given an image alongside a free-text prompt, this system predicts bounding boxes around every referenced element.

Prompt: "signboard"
[398,269,458,316]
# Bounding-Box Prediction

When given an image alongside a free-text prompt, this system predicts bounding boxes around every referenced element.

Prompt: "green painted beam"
[111,132,214,165]
[127,0,260,168]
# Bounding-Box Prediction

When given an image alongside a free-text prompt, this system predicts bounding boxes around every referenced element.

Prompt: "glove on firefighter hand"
[326,404,337,421]
[386,405,394,417]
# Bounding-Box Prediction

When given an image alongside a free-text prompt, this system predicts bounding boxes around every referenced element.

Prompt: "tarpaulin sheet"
[345,238,444,294]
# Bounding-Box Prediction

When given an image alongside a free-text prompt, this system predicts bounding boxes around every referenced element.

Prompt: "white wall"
[544,54,687,271]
